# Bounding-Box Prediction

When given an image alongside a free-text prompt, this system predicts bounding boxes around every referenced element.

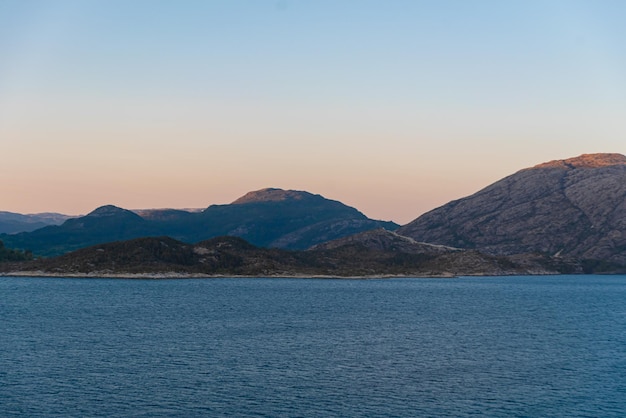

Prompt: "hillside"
[0,235,568,278]
[398,153,626,267]
[0,240,33,262]
[311,228,460,255]
[1,205,155,257]
[184,188,398,249]
[0,188,398,257]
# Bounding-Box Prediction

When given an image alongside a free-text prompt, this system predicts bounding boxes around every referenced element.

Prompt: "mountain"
[0,188,398,257]
[0,234,566,278]
[0,211,73,234]
[183,188,399,249]
[1,205,155,257]
[398,153,626,267]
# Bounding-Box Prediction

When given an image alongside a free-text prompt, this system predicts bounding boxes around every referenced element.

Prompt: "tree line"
[0,240,33,262]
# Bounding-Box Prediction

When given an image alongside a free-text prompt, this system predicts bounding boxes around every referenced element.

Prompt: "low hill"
[0,235,571,278]
[398,153,626,267]
[311,228,461,255]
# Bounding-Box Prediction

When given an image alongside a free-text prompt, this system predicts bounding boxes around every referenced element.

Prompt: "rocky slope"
[398,153,626,266]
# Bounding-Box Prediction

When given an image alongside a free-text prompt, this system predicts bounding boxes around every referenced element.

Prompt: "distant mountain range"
[398,153,626,268]
[0,188,398,257]
[0,212,73,234]
[2,153,626,276]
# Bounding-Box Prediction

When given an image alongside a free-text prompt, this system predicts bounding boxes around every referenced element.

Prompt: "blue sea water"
[1,275,625,417]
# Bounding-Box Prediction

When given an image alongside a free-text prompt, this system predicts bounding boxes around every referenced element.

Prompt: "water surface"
[1,275,625,416]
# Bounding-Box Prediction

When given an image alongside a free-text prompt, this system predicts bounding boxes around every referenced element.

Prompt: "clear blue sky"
[1,0,625,223]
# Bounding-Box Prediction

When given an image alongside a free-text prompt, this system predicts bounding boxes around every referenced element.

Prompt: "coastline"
[0,270,460,280]
[0,270,557,280]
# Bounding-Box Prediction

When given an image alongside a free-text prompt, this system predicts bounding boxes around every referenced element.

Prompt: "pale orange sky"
[2,1,626,224]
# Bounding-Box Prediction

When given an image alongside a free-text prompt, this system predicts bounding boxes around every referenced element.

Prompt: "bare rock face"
[398,154,626,265]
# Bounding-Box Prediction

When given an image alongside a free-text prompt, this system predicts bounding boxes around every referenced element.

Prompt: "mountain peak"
[231,188,316,204]
[86,205,136,217]
[532,153,626,170]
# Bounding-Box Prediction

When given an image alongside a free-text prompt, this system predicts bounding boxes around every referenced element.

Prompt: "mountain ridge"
[0,188,399,256]
[398,153,626,266]
[0,211,74,234]
[530,153,626,169]
[2,153,625,271]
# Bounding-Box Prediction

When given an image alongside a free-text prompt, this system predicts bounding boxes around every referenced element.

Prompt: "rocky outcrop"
[398,154,626,265]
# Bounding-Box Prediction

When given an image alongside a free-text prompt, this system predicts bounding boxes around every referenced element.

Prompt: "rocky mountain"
[0,234,567,278]
[0,211,73,234]
[398,153,626,267]
[0,188,398,257]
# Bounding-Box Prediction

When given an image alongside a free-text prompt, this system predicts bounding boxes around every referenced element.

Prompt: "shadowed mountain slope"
[398,153,626,265]
[0,189,398,256]
[1,205,154,256]
[182,188,398,249]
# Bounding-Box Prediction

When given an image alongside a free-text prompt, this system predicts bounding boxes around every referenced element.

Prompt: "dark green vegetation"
[0,232,567,277]
[1,189,398,257]
[0,240,33,262]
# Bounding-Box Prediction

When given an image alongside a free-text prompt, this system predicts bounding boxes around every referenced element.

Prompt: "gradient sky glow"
[1,0,626,223]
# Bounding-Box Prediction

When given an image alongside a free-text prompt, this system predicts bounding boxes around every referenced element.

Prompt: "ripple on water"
[1,275,626,417]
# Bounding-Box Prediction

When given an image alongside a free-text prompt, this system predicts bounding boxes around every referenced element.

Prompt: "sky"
[1,0,626,224]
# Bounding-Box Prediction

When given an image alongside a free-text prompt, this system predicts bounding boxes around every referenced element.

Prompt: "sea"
[1,275,625,417]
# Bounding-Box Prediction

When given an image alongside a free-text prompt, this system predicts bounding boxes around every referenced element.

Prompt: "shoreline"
[0,270,458,280]
[0,270,558,280]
